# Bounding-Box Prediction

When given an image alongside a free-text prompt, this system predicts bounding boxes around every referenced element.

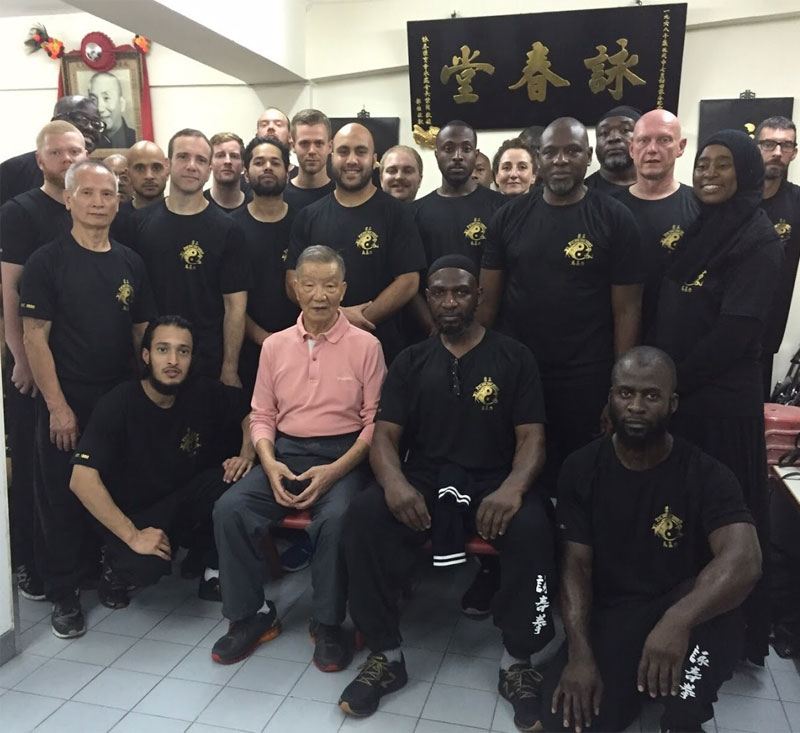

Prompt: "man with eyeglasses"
[0,96,104,205]
[756,116,800,398]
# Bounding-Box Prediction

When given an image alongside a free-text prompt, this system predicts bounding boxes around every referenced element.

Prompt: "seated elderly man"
[212,245,386,671]
[338,255,556,730]
[541,346,762,733]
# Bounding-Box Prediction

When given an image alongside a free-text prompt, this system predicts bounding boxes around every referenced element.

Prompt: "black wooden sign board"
[407,3,686,131]
[698,98,795,144]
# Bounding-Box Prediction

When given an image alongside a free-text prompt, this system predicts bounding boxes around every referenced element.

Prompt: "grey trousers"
[213,433,365,625]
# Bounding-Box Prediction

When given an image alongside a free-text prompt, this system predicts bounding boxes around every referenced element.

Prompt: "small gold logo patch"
[355,227,379,255]
[661,225,684,251]
[180,428,201,456]
[652,505,684,548]
[116,278,133,310]
[775,219,792,242]
[472,376,499,410]
[564,234,593,266]
[463,217,487,246]
[681,269,707,293]
[281,248,288,263]
[180,241,204,270]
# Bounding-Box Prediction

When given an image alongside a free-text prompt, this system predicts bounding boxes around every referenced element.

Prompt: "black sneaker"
[15,564,45,601]
[498,662,544,732]
[51,590,86,639]
[309,619,353,672]
[98,563,130,609]
[180,547,205,579]
[211,602,281,664]
[198,575,221,602]
[461,558,501,618]
[339,652,408,717]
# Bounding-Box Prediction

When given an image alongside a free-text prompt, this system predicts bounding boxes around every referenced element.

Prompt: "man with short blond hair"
[380,145,423,202]
[285,109,334,210]
[205,132,252,214]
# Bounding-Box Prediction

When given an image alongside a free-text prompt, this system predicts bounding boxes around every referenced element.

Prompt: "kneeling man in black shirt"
[339,255,556,730]
[69,315,254,609]
[542,346,761,733]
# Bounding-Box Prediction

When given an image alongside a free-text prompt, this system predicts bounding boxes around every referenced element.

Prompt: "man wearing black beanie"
[585,105,641,197]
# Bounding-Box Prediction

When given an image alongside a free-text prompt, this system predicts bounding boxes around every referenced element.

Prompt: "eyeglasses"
[757,139,797,153]
[449,357,461,397]
[55,112,106,132]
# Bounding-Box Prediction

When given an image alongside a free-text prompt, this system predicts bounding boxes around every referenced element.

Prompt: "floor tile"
[720,662,779,699]
[768,652,800,673]
[0,689,63,733]
[421,683,498,730]
[380,678,432,718]
[196,686,283,732]
[404,621,457,653]
[145,614,219,646]
[340,710,417,732]
[84,596,115,630]
[403,647,444,682]
[250,629,311,663]
[491,696,520,733]
[263,696,344,733]
[173,596,225,620]
[0,652,48,688]
[129,578,196,613]
[55,630,137,667]
[447,617,503,660]
[14,657,103,699]
[73,667,162,710]
[714,692,789,732]
[17,621,76,657]
[93,608,168,638]
[134,677,222,720]
[35,700,125,732]
[167,647,241,686]
[782,701,800,731]
[17,596,51,624]
[110,712,190,732]
[289,661,351,703]
[112,638,194,676]
[185,725,242,733]
[227,654,308,695]
[775,670,800,703]
[416,720,488,733]
[196,619,228,650]
[435,652,498,692]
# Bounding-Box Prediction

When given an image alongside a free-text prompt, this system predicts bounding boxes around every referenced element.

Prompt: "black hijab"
[668,129,767,283]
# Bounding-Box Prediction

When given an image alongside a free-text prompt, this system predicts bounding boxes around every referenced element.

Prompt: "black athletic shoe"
[98,563,131,609]
[180,547,205,579]
[211,602,281,664]
[461,560,500,618]
[339,652,408,717]
[51,590,86,639]
[309,619,352,672]
[198,575,222,602]
[15,564,45,601]
[498,662,544,732]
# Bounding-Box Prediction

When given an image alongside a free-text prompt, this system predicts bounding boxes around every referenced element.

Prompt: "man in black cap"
[585,105,641,197]
[339,254,556,731]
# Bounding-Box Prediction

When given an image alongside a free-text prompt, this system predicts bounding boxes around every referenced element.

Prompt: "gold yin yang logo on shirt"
[660,225,684,251]
[281,248,288,263]
[775,219,792,242]
[463,217,487,246]
[651,505,683,548]
[472,376,499,410]
[116,278,134,311]
[180,427,202,456]
[355,227,379,256]
[564,233,593,266]
[681,269,707,293]
[180,241,205,270]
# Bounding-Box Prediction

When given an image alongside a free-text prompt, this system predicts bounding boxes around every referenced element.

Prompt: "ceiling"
[0,0,80,18]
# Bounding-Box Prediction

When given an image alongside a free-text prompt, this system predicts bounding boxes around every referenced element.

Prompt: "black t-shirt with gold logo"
[133,201,252,378]
[761,180,800,354]
[18,233,156,386]
[71,377,248,514]
[0,188,72,267]
[376,329,546,473]
[617,184,699,337]
[413,185,506,270]
[482,189,642,374]
[557,435,752,607]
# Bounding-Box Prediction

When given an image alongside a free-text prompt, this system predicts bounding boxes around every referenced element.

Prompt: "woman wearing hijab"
[651,129,784,664]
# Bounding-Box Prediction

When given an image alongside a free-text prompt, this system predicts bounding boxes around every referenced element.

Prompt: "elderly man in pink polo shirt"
[211,245,386,672]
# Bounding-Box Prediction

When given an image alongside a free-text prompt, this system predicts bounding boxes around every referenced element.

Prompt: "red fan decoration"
[24,23,64,59]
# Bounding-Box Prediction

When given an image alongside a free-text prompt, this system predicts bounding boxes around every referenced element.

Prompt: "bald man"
[480,117,643,493]
[617,110,698,335]
[90,72,136,149]
[285,123,426,362]
[103,154,133,201]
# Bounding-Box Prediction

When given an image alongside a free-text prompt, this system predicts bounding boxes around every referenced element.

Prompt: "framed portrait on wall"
[61,50,143,154]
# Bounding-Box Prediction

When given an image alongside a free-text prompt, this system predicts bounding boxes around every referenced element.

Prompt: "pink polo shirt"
[250,310,387,446]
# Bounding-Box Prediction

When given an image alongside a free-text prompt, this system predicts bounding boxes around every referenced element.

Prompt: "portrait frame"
[61,50,144,156]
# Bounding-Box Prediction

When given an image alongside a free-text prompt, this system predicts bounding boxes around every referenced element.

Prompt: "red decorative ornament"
[80,31,116,71]
[43,38,64,59]
[24,23,64,60]
[133,34,151,54]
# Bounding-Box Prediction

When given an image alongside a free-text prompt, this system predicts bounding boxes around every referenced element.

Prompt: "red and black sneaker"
[309,618,353,672]
[211,601,281,664]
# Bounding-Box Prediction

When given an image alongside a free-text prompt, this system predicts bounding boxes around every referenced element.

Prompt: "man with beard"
[204,132,252,214]
[70,315,254,608]
[540,346,760,733]
[284,109,334,210]
[1,121,87,600]
[617,110,698,335]
[756,116,800,396]
[285,123,425,363]
[0,95,103,205]
[232,136,299,394]
[339,256,555,731]
[480,117,642,495]
[585,106,640,197]
[380,145,423,202]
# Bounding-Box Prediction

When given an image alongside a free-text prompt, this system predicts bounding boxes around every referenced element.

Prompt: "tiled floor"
[2,561,800,732]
